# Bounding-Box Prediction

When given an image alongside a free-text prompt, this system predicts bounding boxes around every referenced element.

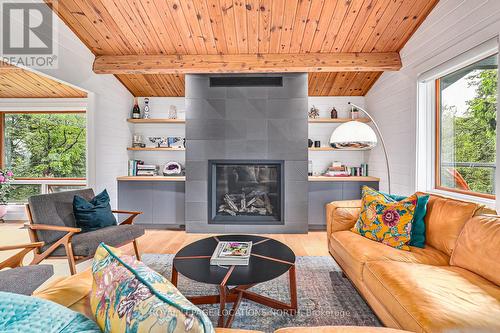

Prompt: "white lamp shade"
[329,121,378,149]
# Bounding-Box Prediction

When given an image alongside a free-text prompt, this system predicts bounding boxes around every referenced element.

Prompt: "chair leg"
[133,239,141,261]
[65,243,77,275]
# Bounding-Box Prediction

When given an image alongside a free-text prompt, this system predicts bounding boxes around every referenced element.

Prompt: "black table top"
[173,234,296,286]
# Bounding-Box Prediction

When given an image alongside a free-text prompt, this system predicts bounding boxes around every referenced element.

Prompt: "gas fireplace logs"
[219,190,273,216]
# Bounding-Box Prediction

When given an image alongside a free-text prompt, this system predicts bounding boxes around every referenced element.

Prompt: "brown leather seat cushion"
[363,261,500,333]
[330,231,450,279]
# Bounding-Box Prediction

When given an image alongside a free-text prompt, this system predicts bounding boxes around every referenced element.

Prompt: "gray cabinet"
[308,181,379,228]
[118,181,185,227]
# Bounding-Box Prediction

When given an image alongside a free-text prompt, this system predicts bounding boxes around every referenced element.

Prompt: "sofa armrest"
[326,200,362,237]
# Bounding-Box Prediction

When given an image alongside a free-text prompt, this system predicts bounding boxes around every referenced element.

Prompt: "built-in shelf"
[127,147,185,151]
[308,147,370,151]
[308,176,379,182]
[117,176,186,181]
[127,118,185,123]
[308,117,370,123]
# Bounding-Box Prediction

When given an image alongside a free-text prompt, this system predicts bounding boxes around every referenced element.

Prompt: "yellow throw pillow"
[351,186,417,251]
[90,243,214,333]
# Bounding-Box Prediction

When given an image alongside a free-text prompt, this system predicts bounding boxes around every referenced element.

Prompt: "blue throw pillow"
[379,190,430,248]
[73,189,117,232]
[0,291,100,332]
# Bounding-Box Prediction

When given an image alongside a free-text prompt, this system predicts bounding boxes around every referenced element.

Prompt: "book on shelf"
[128,160,158,176]
[210,241,252,266]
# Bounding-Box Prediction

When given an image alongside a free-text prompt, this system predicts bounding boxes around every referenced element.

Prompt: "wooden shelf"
[308,147,371,151]
[309,176,379,182]
[117,176,186,182]
[127,147,185,151]
[308,117,370,123]
[127,118,185,123]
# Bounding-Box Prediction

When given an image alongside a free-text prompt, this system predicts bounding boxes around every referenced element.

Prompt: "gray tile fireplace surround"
[185,73,309,233]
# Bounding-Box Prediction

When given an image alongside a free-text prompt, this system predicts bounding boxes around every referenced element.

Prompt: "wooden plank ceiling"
[49,0,438,96]
[0,63,87,98]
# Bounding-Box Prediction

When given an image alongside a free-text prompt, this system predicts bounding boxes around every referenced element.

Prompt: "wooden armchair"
[0,242,54,295]
[25,189,144,275]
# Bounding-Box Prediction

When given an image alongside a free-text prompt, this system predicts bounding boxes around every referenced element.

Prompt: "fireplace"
[208,160,284,224]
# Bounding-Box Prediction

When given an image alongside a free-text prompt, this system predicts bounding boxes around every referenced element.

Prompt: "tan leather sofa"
[326,193,500,333]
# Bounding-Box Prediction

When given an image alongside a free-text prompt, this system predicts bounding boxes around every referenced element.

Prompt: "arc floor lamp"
[329,102,391,194]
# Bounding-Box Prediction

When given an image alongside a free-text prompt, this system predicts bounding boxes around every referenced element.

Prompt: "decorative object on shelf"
[330,107,338,119]
[308,160,313,176]
[308,139,313,148]
[331,102,391,193]
[132,134,145,148]
[167,137,184,149]
[143,98,150,119]
[163,161,182,176]
[314,140,321,148]
[132,97,141,119]
[308,105,319,119]
[0,169,13,220]
[350,104,360,119]
[168,105,177,119]
[148,136,169,148]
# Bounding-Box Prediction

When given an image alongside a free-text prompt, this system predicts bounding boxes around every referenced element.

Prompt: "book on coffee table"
[210,241,252,266]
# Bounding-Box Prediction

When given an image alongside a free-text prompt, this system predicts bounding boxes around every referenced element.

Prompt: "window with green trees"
[437,54,497,198]
[2,112,86,203]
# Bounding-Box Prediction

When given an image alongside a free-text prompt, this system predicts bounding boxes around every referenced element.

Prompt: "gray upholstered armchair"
[0,242,54,295]
[25,189,144,275]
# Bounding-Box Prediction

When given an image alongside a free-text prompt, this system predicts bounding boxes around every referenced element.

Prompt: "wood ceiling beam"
[93,52,401,74]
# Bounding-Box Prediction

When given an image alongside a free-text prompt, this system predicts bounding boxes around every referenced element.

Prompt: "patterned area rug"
[142,254,380,332]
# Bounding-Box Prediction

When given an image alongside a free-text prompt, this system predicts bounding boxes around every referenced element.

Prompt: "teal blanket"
[0,291,101,333]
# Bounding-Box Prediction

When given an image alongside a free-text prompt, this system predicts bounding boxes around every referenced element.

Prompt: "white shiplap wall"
[366,0,500,199]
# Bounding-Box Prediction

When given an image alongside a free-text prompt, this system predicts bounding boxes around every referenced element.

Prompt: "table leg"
[171,266,178,287]
[289,265,298,314]
[218,285,227,327]
[225,290,243,328]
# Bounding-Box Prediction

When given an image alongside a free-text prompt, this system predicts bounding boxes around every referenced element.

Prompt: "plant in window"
[0,169,14,218]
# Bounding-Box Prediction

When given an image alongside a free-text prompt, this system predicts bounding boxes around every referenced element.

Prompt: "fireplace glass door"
[208,160,284,224]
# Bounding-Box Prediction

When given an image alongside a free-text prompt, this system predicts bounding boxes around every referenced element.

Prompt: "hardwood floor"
[0,222,328,277]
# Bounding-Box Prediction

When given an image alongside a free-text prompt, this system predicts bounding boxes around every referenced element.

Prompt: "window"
[435,54,498,198]
[1,111,87,203]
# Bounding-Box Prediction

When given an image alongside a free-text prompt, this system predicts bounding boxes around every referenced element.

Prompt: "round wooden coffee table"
[172,234,297,328]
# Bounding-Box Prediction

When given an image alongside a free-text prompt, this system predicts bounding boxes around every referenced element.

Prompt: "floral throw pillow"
[90,243,214,333]
[351,186,417,251]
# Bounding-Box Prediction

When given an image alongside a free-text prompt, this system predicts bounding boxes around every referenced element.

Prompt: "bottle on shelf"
[132,97,141,119]
[143,98,150,119]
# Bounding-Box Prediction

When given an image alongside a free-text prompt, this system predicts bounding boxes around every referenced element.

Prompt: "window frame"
[416,38,499,208]
[433,58,497,200]
[0,110,88,204]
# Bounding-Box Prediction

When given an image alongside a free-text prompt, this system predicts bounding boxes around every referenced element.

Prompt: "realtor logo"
[1,1,58,68]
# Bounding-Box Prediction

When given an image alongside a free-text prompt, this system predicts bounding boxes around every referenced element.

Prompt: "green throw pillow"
[73,189,117,232]
[380,190,429,248]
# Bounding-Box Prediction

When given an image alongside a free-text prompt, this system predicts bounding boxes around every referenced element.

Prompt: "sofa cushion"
[352,186,417,251]
[420,192,482,256]
[91,244,214,333]
[73,189,117,232]
[0,291,100,332]
[0,265,53,295]
[363,261,500,333]
[451,215,500,286]
[34,269,94,319]
[42,224,144,257]
[330,231,449,278]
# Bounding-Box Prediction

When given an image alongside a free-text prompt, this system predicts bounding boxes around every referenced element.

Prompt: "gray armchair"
[0,242,54,295]
[25,189,144,275]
